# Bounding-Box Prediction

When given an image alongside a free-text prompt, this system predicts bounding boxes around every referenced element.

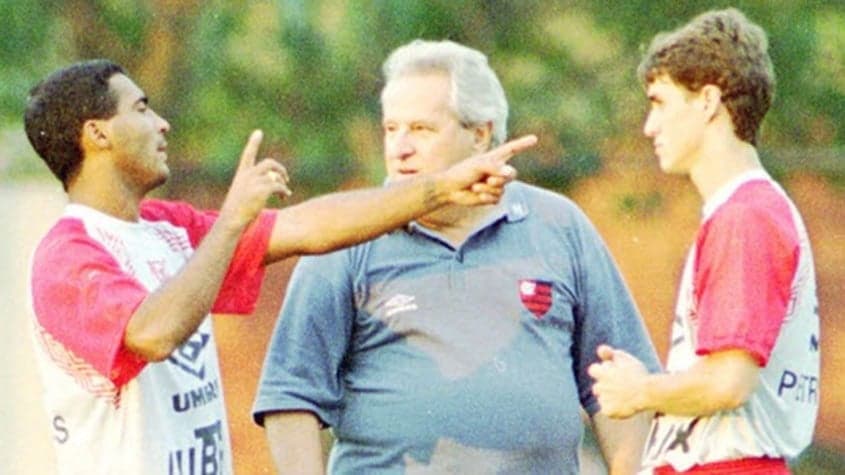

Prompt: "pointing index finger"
[238,129,264,171]
[494,134,537,163]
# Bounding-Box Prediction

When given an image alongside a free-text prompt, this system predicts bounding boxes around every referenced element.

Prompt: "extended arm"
[264,411,325,475]
[124,132,537,361]
[264,134,537,260]
[589,345,761,418]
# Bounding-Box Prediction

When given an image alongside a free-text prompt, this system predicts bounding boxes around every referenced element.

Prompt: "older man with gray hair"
[254,39,659,474]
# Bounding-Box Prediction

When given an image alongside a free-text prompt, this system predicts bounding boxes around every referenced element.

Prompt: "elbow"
[298,232,367,256]
[269,226,338,258]
[298,238,336,256]
[709,381,756,413]
[142,346,175,362]
[697,350,761,414]
[715,391,750,412]
[124,334,178,362]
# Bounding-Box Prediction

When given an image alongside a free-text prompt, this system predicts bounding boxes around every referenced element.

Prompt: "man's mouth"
[653,142,662,154]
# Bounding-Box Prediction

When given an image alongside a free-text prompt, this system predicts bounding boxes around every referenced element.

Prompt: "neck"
[417,203,497,247]
[67,153,146,222]
[689,132,763,203]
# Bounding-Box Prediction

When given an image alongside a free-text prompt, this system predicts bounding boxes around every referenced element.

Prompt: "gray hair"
[381,39,509,147]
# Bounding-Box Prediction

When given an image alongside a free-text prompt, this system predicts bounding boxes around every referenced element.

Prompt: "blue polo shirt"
[254,181,659,474]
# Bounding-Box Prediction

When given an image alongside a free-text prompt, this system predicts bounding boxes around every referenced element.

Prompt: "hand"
[588,344,649,419]
[218,130,292,230]
[438,134,537,206]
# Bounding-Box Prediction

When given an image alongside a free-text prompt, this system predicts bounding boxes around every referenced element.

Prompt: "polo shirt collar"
[406,181,530,236]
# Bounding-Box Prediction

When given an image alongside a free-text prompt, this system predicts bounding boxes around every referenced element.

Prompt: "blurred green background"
[2,0,843,190]
[1,1,843,474]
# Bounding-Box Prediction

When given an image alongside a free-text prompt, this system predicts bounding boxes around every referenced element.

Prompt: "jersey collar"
[701,169,771,220]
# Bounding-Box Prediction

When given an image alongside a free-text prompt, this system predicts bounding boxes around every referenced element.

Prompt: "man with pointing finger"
[24,59,533,475]
[253,39,659,475]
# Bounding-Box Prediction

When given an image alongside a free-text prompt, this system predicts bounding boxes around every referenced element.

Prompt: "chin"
[150,168,170,188]
[386,174,414,184]
[660,156,693,175]
[658,157,679,174]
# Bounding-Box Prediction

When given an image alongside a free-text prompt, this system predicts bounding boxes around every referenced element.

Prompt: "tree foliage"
[3,0,843,191]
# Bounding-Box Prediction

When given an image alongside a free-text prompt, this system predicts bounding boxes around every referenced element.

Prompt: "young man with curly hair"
[589,8,819,474]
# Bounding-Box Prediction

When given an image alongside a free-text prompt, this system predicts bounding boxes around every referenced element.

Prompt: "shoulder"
[34,216,99,264]
[698,181,801,271]
[295,242,363,274]
[507,181,596,236]
[293,232,399,287]
[730,180,791,212]
[509,181,578,206]
[30,216,122,300]
[508,181,586,219]
[707,181,797,240]
[140,198,210,224]
[140,199,217,246]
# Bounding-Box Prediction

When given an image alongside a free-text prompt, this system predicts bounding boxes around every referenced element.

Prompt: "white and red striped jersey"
[641,171,820,473]
[29,200,274,475]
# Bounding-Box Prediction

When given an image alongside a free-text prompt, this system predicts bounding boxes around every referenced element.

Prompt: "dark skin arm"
[126,131,537,361]
[125,131,289,360]
[264,134,537,259]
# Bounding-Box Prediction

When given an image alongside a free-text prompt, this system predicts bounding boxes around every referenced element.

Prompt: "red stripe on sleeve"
[30,218,147,385]
[693,182,799,366]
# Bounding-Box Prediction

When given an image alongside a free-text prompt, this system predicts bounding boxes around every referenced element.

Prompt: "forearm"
[637,352,760,416]
[266,173,449,259]
[265,411,325,475]
[593,411,652,475]
[124,218,245,360]
[262,134,537,261]
[638,374,736,417]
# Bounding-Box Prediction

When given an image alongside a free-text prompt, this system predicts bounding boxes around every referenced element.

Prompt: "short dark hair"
[638,8,774,145]
[24,59,126,190]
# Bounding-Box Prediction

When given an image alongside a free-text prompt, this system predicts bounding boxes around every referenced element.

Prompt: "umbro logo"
[384,293,418,317]
[168,332,209,380]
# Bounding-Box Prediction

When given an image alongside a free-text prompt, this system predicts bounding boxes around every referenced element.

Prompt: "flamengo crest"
[518,279,552,318]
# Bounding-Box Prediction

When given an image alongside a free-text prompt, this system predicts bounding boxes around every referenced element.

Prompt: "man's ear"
[80,119,110,152]
[699,84,723,123]
[472,121,493,152]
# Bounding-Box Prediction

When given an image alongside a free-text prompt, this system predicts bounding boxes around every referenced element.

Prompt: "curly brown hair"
[637,8,775,145]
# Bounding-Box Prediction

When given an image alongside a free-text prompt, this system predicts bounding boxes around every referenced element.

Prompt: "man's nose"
[389,130,414,160]
[155,111,171,134]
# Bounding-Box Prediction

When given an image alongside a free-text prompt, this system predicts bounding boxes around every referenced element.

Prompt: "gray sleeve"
[568,209,661,415]
[252,251,354,427]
